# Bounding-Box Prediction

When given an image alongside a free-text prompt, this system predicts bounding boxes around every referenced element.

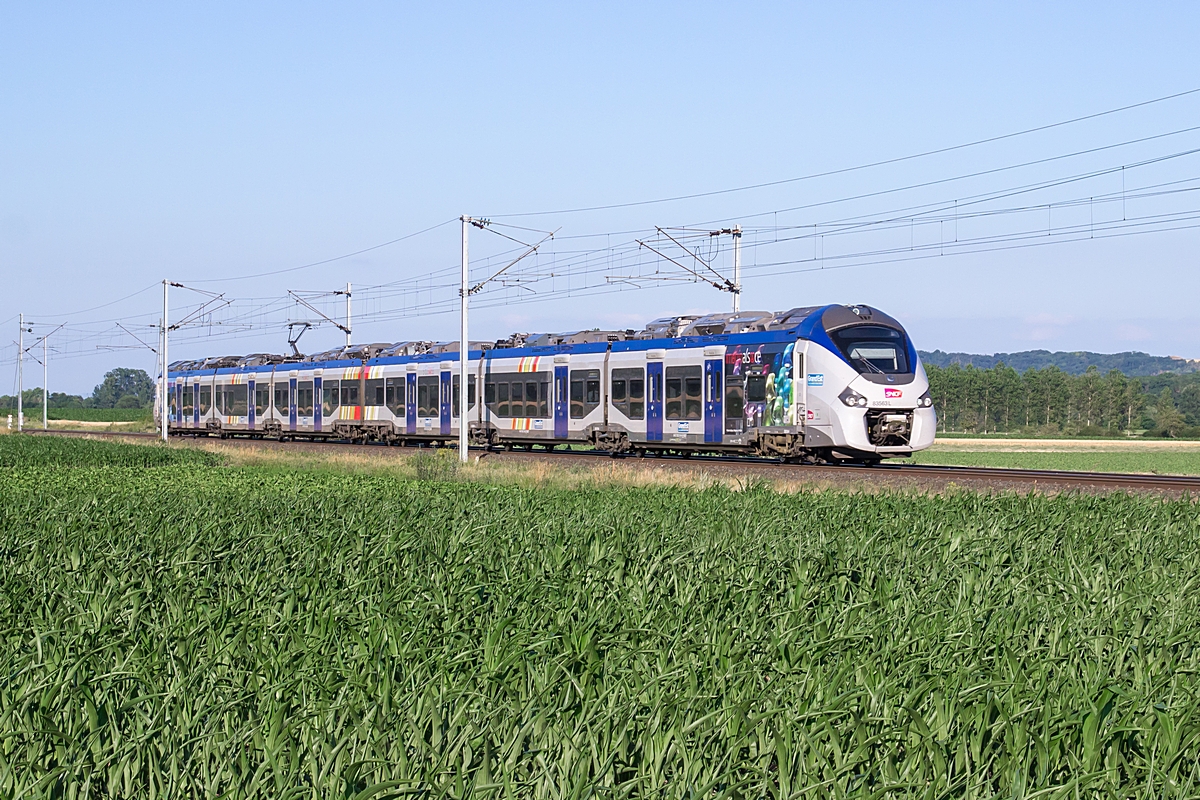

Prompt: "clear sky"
[2,2,1199,394]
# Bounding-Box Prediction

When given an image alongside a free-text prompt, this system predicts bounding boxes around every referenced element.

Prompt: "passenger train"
[158,304,936,463]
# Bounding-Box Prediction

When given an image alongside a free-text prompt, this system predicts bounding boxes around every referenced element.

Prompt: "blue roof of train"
[167,304,894,376]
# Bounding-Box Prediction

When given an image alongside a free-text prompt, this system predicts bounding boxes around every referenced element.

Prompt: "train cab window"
[611,368,645,420]
[297,381,314,416]
[829,325,910,374]
[274,383,289,415]
[182,386,194,417]
[385,378,405,415]
[366,378,385,407]
[255,384,271,416]
[199,385,212,415]
[416,376,439,417]
[665,366,702,420]
[570,369,600,418]
[322,380,340,417]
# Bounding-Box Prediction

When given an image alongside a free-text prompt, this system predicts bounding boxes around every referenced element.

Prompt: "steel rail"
[19,428,1200,493]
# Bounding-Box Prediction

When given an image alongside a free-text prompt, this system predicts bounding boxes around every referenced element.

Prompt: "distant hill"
[918,349,1200,377]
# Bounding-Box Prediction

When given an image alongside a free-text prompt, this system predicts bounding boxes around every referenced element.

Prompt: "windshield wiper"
[854,356,887,375]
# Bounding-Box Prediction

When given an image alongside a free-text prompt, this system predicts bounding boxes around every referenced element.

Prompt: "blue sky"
[2,3,1199,393]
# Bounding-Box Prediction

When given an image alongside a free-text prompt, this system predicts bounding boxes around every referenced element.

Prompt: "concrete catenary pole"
[42,333,47,430]
[17,313,23,432]
[459,217,470,464]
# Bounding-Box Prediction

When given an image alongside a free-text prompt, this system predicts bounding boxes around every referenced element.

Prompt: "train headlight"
[918,390,934,408]
[839,387,869,408]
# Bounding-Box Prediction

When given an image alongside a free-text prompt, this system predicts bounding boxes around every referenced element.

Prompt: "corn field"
[1,440,1199,797]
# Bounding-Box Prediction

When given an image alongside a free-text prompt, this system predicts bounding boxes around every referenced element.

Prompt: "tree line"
[0,368,155,411]
[926,363,1200,437]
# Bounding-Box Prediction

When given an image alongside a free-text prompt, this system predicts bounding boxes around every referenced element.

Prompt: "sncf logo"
[884,388,903,398]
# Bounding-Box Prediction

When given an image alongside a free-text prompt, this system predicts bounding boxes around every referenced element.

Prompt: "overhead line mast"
[459,216,556,464]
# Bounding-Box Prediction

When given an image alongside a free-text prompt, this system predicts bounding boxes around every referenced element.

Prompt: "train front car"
[796,305,936,462]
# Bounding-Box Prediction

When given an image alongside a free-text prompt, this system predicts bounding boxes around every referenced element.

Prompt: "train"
[157,303,936,463]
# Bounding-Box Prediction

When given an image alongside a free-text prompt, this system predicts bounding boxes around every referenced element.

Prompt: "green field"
[0,407,152,422]
[2,436,1199,797]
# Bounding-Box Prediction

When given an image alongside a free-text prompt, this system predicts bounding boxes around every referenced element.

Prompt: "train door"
[795,343,808,426]
[314,376,323,433]
[704,358,723,443]
[439,369,452,435]
[646,360,663,441]
[194,377,204,427]
[406,372,416,433]
[247,377,256,431]
[554,365,568,438]
[174,382,182,428]
[289,375,297,432]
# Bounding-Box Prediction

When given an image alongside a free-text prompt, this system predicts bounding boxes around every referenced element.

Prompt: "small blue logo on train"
[807,373,824,387]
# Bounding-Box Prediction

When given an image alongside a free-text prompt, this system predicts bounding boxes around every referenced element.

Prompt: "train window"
[484,371,550,418]
[366,378,385,407]
[385,378,405,415]
[169,391,178,418]
[322,380,340,417]
[511,381,523,415]
[255,384,271,416]
[416,376,439,417]
[451,375,476,417]
[225,384,248,416]
[684,375,701,419]
[297,386,310,416]
[665,377,681,419]
[523,381,537,417]
[199,385,212,415]
[182,386,194,417]
[725,379,745,434]
[496,382,509,417]
[829,325,910,374]
[611,368,644,420]
[570,369,600,418]
[340,382,359,408]
[274,383,289,415]
[665,366,702,420]
[746,375,767,403]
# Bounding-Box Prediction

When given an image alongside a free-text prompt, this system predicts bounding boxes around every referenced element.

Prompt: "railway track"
[20,428,1200,494]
